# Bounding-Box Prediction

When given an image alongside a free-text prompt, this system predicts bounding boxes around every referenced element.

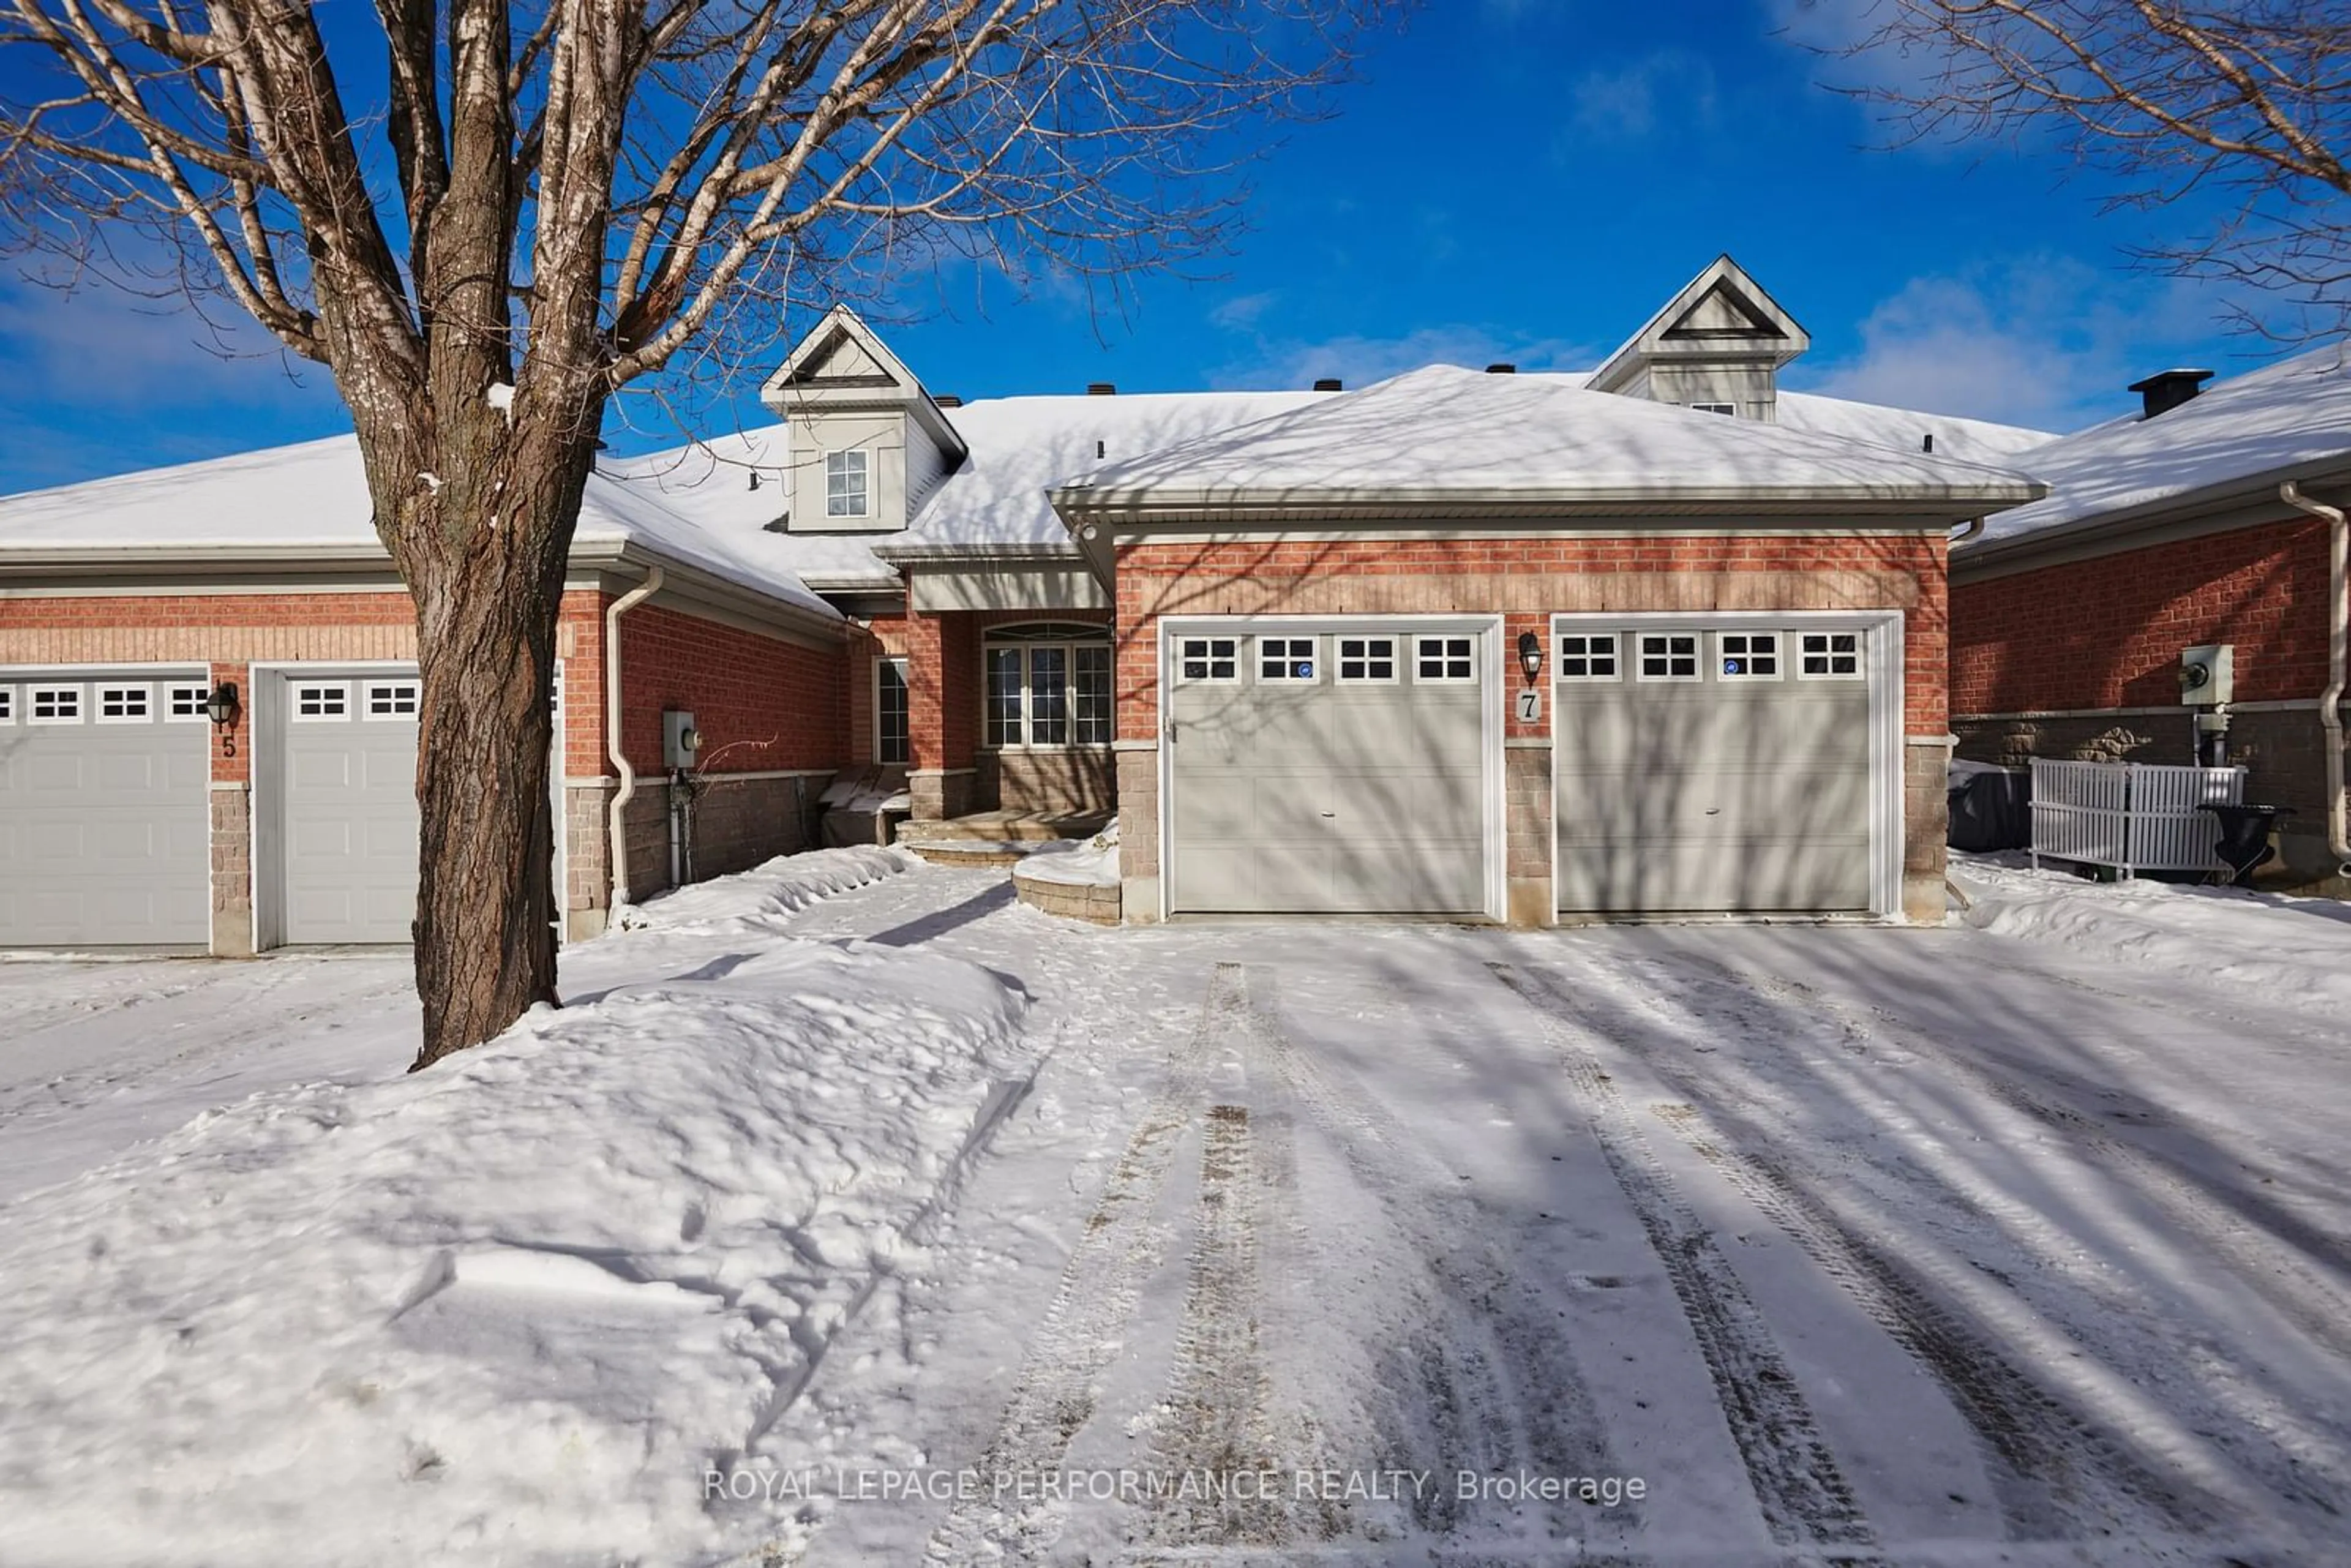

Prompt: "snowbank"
[1951,853,2351,1013]
[1011,823,1121,889]
[618,843,912,932]
[0,936,1029,1566]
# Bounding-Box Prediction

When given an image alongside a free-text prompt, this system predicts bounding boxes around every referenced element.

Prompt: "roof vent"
[1485,362,1517,375]
[934,394,964,408]
[1087,381,1117,397]
[2127,367,2213,420]
[1313,377,1343,392]
[1921,433,1934,454]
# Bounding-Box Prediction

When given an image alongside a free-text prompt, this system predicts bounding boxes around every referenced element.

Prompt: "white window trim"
[825,449,870,519]
[291,681,353,721]
[0,686,15,724]
[164,684,212,721]
[983,637,1115,750]
[1257,636,1321,684]
[361,680,421,719]
[1176,636,1242,687]
[1333,634,1400,685]
[28,685,84,724]
[1796,630,1867,682]
[1715,631,1785,683]
[1634,631,1704,683]
[874,655,911,766]
[1554,632,1622,684]
[1414,635,1478,683]
[94,683,154,724]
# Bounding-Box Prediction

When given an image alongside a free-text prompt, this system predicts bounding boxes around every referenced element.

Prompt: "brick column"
[208,660,255,956]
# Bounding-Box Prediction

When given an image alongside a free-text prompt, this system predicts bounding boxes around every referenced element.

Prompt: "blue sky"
[0,0,2286,495]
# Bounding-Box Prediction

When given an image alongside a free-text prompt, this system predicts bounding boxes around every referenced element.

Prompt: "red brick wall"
[1951,519,2330,714]
[587,598,846,776]
[853,609,1111,770]
[1114,534,1947,739]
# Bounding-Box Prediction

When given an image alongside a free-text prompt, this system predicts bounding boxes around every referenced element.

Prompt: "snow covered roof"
[1057,365,2045,516]
[1525,373,2054,468]
[0,434,839,617]
[1965,342,2351,550]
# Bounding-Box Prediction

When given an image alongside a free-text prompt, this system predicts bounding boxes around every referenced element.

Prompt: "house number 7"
[1515,689,1542,724]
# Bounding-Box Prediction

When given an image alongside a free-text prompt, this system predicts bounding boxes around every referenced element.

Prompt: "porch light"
[205,682,240,727]
[1517,631,1543,685]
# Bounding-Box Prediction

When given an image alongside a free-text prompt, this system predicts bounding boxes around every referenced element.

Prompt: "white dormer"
[760,306,967,533]
[1586,255,1810,422]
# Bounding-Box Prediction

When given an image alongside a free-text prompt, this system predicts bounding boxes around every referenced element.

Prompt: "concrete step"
[894,810,1110,847]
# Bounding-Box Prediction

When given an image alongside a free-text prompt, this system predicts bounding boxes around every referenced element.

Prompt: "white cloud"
[1791,258,2252,432]
[1207,290,1280,332]
[1565,51,1719,143]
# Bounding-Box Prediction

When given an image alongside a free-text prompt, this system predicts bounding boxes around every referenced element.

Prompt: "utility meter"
[662,709,701,768]
[2179,645,2234,707]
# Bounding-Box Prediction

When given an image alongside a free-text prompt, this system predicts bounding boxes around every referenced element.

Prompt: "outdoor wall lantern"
[205,682,240,727]
[1516,631,1544,685]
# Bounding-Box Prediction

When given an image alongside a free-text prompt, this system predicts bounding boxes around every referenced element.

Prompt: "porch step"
[903,841,1034,868]
[895,810,1111,847]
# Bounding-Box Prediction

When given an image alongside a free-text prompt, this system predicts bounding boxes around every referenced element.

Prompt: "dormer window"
[825,450,869,518]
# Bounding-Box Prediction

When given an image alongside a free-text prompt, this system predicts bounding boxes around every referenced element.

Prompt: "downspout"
[604,565,665,915]
[1949,516,1984,547]
[2278,482,2350,874]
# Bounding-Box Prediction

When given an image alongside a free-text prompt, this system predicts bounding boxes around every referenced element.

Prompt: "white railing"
[2030,759,2243,877]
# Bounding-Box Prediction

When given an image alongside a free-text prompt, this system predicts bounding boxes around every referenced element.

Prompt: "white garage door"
[1166,623,1492,915]
[1553,623,1879,915]
[277,672,421,944]
[0,672,211,947]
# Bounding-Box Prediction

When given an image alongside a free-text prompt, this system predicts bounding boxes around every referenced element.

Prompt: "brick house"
[1949,350,2351,888]
[1,257,2050,949]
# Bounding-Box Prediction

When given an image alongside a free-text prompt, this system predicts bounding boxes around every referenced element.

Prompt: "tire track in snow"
[1504,953,2216,1542]
[1488,962,1881,1559]
[1136,1104,1297,1551]
[1238,966,1639,1551]
[918,964,1240,1565]
[1712,950,2351,1360]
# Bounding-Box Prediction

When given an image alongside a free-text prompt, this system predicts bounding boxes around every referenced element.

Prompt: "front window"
[876,658,910,764]
[825,449,869,518]
[985,625,1113,747]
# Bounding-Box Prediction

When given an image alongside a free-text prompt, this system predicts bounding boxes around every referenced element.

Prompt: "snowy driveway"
[741,865,2351,1567]
[0,950,418,1201]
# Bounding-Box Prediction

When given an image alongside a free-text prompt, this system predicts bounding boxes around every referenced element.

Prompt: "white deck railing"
[2030,759,2243,877]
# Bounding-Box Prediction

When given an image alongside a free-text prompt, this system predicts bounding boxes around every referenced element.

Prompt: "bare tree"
[1821,1,2351,336]
[0,0,1393,1068]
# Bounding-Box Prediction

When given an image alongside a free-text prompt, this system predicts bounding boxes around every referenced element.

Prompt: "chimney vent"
[2127,367,2213,420]
[1485,362,1517,375]
[1087,381,1117,397]
[934,394,963,408]
[1313,377,1343,392]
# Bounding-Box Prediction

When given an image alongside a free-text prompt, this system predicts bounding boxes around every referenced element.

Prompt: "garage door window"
[1416,636,1475,681]
[29,686,82,724]
[1799,632,1864,679]
[167,685,211,720]
[1259,637,1318,682]
[1637,634,1701,681]
[1718,632,1781,680]
[365,681,420,719]
[1337,636,1397,682]
[294,683,350,720]
[97,685,152,722]
[1178,637,1239,683]
[986,628,1112,748]
[0,687,14,724]
[1557,634,1618,681]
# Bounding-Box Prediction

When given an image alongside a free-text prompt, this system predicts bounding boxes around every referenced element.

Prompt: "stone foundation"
[1954,703,2348,885]
[563,771,831,939]
[1903,740,1949,925]
[909,767,977,822]
[1504,745,1552,927]
[208,783,255,956]
[978,748,1115,816]
[1114,746,1160,924]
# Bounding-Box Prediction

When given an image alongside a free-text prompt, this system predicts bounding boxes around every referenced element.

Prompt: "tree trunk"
[376,405,601,1071]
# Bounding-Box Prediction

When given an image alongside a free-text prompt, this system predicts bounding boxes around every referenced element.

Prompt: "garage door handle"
[1321,811,1336,817]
